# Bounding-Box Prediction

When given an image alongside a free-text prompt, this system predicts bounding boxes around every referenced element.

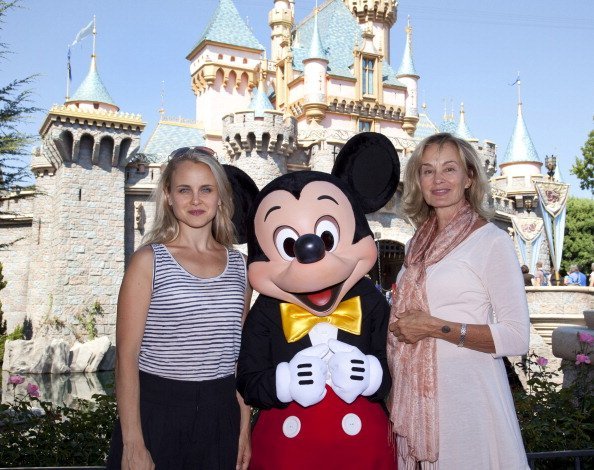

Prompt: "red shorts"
[250,387,397,470]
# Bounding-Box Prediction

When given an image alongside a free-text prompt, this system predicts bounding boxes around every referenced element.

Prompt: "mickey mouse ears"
[223,164,259,244]
[332,132,400,214]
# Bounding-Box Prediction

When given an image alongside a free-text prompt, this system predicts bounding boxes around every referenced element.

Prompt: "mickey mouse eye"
[274,226,299,261]
[315,217,340,252]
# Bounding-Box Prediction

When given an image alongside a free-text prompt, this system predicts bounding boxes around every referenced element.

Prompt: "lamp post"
[545,155,557,180]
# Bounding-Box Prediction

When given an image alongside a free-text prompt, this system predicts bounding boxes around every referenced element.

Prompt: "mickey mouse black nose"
[294,234,326,264]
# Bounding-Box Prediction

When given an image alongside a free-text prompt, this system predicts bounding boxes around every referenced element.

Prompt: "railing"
[527,449,594,469]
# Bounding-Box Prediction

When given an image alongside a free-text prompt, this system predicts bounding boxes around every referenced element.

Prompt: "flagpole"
[66,46,70,100]
[92,15,97,58]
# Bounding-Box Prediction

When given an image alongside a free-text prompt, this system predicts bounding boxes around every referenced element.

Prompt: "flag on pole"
[509,73,520,86]
[67,46,72,81]
[71,19,94,46]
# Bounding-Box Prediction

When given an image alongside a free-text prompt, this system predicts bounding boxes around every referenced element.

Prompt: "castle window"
[359,120,372,132]
[362,58,375,95]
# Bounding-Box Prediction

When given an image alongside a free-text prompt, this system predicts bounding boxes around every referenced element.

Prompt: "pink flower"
[26,383,40,398]
[536,356,548,367]
[575,354,591,365]
[577,331,594,345]
[7,375,25,385]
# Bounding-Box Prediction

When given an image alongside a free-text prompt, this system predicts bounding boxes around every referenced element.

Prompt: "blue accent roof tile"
[192,0,264,52]
[68,57,116,107]
[396,28,418,77]
[292,0,360,78]
[439,118,457,134]
[382,61,406,87]
[249,85,275,117]
[415,109,440,139]
[305,12,328,61]
[501,105,540,164]
[141,121,205,163]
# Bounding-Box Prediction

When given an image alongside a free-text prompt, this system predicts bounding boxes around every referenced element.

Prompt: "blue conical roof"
[501,103,540,164]
[192,0,264,51]
[304,10,327,61]
[454,103,475,141]
[415,104,440,139]
[68,56,117,107]
[249,82,274,118]
[396,20,418,77]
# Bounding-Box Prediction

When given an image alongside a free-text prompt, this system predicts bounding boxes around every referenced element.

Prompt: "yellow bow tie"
[280,296,362,343]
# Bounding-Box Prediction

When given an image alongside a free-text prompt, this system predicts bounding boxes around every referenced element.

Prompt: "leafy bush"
[514,332,593,468]
[0,377,117,466]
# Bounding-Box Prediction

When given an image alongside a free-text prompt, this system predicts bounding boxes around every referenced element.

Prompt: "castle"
[0,0,563,340]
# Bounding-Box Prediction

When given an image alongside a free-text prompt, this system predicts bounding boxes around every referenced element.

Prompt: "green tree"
[562,197,594,274]
[0,1,38,198]
[570,129,594,195]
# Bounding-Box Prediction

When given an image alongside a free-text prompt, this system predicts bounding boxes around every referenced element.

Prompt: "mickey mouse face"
[248,180,377,317]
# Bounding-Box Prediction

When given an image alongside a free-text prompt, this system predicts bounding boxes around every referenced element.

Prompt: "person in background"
[590,263,594,287]
[387,133,530,469]
[534,261,549,286]
[106,147,252,470]
[521,265,535,287]
[567,264,587,286]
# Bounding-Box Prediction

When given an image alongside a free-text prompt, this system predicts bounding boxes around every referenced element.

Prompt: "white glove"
[327,339,383,404]
[276,343,329,407]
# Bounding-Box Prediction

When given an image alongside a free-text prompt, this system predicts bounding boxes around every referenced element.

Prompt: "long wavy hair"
[401,132,493,227]
[142,147,235,247]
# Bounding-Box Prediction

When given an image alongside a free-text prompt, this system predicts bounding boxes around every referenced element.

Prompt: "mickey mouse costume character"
[237,132,400,470]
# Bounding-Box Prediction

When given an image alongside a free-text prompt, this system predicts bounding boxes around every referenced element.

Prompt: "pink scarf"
[387,202,479,469]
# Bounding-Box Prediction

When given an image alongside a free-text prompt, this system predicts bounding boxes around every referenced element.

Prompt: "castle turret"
[186,0,265,151]
[222,79,296,188]
[396,18,419,136]
[302,9,329,124]
[269,0,294,62]
[344,0,397,63]
[27,41,144,340]
[490,80,545,212]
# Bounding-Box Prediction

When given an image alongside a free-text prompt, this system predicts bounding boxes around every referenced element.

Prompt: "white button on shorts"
[341,413,362,436]
[282,415,301,438]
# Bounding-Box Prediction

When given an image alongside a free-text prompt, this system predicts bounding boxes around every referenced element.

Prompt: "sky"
[3,0,593,198]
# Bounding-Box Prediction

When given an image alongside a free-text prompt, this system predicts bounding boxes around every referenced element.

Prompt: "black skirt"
[106,371,240,470]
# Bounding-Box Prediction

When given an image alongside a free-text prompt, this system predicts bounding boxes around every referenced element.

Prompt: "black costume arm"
[236,300,288,410]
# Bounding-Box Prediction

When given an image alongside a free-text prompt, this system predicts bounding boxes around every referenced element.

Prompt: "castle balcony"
[491,173,548,197]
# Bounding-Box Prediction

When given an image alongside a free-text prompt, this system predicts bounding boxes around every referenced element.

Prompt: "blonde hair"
[142,148,235,247]
[401,133,493,227]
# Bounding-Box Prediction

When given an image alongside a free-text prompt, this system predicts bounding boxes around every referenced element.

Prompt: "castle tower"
[186,0,265,152]
[490,80,544,213]
[344,0,397,63]
[302,9,329,124]
[222,79,296,189]
[396,18,419,136]
[26,44,144,340]
[269,0,294,62]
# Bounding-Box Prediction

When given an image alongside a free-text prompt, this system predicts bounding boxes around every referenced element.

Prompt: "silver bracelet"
[457,323,467,347]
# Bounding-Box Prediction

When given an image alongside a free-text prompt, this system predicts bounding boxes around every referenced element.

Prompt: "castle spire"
[66,19,118,111]
[306,6,327,61]
[501,78,540,165]
[396,16,418,78]
[454,102,476,141]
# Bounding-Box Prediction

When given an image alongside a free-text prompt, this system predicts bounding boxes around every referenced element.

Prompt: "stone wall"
[0,223,32,331]
[526,286,593,345]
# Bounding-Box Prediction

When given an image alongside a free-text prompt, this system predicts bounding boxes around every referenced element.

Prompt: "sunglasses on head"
[169,146,216,160]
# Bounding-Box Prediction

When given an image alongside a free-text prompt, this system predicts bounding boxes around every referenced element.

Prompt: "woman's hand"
[122,441,155,470]
[236,426,251,470]
[389,309,435,344]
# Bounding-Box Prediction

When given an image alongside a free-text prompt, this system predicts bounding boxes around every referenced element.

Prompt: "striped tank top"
[138,244,247,381]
